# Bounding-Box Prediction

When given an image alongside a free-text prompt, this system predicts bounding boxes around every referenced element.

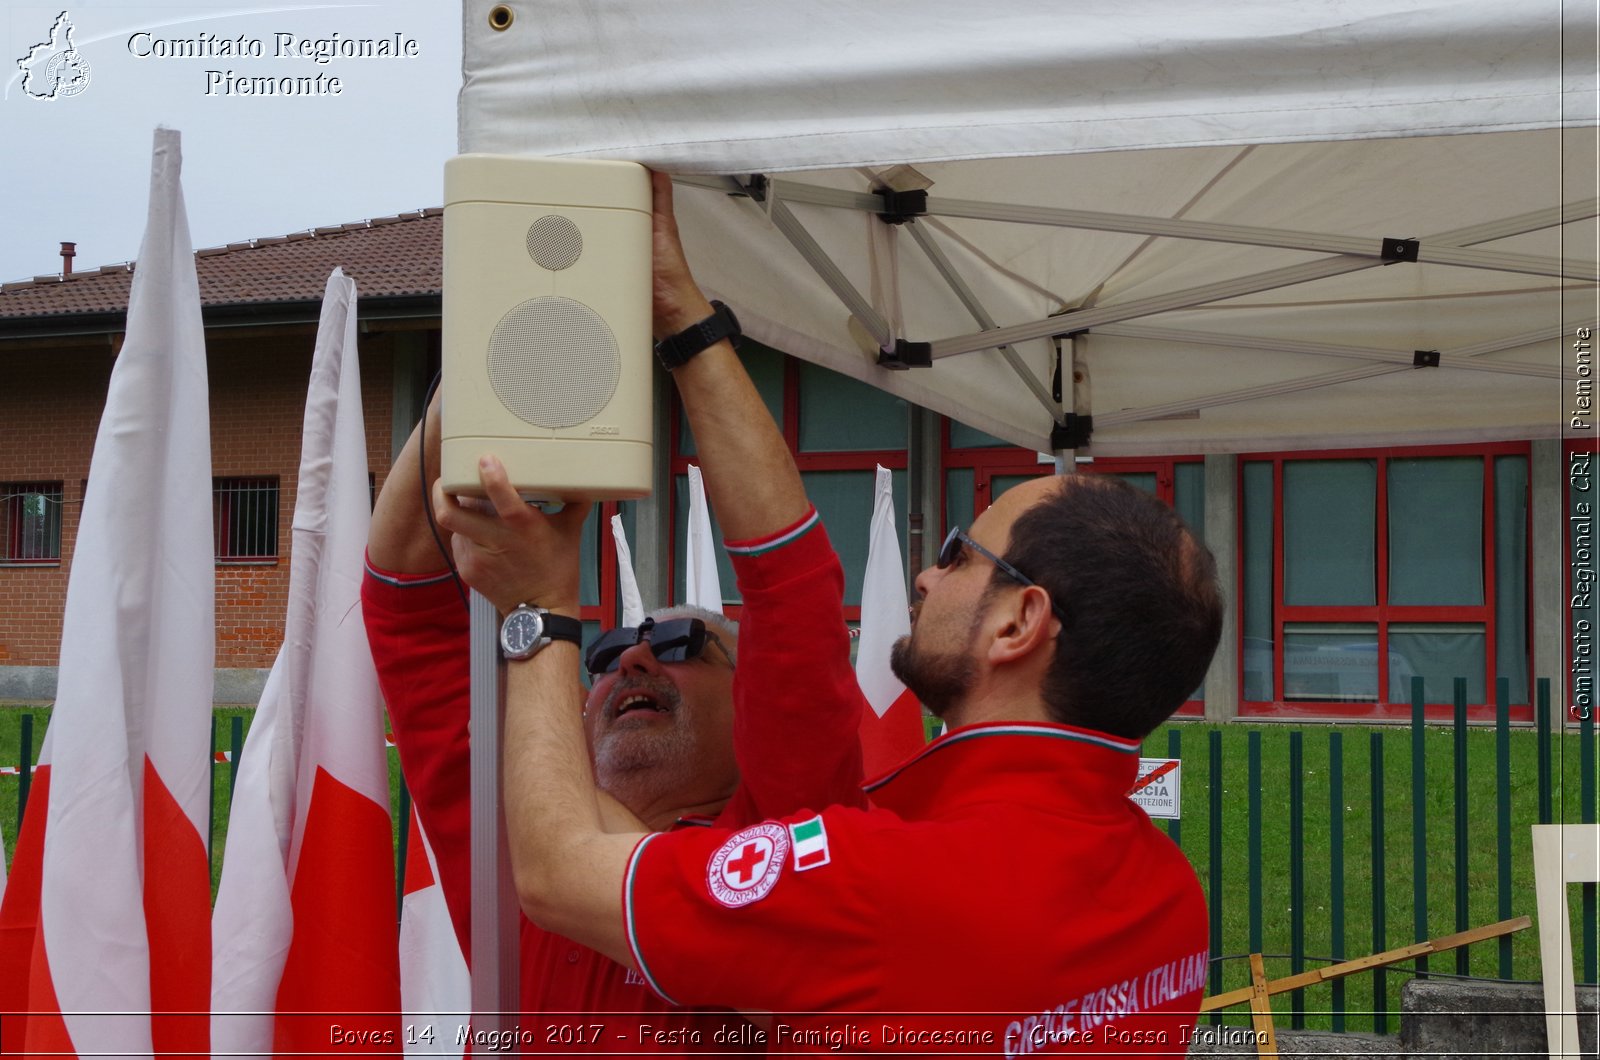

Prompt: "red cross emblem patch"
[707,823,790,908]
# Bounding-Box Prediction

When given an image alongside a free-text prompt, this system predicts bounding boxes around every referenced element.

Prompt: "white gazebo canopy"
[458,0,1595,455]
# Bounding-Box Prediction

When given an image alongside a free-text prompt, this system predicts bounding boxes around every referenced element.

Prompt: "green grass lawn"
[0,705,1594,1036]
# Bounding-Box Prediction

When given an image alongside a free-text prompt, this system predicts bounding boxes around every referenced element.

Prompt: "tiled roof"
[0,209,443,321]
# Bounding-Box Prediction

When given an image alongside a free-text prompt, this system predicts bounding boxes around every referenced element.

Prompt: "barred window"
[214,477,279,562]
[2,482,64,564]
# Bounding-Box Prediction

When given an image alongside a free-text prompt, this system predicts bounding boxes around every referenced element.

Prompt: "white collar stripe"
[863,724,1139,793]
[363,562,457,588]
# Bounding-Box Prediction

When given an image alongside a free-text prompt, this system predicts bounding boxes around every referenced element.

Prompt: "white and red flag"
[611,512,648,626]
[399,805,469,1057]
[685,464,725,613]
[0,728,54,1052]
[855,465,926,776]
[210,268,400,1053]
[0,127,214,1057]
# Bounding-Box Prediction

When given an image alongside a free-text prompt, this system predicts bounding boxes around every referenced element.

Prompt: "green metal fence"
[1146,677,1600,1032]
[5,673,1597,1035]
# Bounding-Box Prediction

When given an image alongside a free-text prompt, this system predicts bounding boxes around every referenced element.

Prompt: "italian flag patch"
[789,816,831,872]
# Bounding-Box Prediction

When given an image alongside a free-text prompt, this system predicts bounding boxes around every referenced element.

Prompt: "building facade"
[0,216,1576,722]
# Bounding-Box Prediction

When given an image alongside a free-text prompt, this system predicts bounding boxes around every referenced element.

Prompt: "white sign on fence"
[1131,758,1181,820]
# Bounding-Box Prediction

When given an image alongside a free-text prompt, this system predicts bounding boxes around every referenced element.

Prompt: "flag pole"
[469,592,519,1030]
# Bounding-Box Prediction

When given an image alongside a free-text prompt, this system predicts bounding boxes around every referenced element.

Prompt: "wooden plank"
[1248,953,1279,1059]
[1201,973,1317,1012]
[1418,915,1532,955]
[1198,917,1532,1012]
[1315,939,1436,978]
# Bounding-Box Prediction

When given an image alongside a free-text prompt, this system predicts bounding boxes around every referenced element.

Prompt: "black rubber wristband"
[654,300,741,371]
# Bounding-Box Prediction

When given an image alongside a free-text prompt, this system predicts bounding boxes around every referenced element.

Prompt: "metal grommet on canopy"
[488,5,514,30]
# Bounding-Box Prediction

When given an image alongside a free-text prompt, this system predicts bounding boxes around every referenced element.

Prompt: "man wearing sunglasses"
[365,171,867,1046]
[443,176,1225,1055]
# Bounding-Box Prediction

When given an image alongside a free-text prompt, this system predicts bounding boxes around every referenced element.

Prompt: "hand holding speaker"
[432,454,586,617]
[648,170,715,340]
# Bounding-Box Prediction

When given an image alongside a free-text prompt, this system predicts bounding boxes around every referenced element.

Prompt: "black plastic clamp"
[1050,414,1094,451]
[1381,237,1420,263]
[1413,349,1441,368]
[737,174,770,202]
[877,339,932,370]
[875,187,928,225]
[1050,328,1088,402]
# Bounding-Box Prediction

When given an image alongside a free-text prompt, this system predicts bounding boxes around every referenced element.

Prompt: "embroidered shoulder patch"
[789,815,831,871]
[707,823,789,908]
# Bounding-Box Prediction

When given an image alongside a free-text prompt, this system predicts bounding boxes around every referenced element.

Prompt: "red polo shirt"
[364,508,868,1050]
[624,723,1208,1056]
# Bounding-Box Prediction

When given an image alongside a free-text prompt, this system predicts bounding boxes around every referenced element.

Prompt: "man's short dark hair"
[997,475,1222,739]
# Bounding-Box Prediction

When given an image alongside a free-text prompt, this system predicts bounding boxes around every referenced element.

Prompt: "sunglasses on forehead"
[938,525,1067,622]
[584,616,736,677]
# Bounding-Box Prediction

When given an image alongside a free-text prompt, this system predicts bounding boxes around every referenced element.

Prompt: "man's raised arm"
[362,389,484,953]
[650,173,809,542]
[432,461,643,965]
[651,172,867,816]
[369,391,450,575]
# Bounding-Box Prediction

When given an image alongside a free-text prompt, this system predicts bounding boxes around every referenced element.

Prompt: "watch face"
[501,608,545,658]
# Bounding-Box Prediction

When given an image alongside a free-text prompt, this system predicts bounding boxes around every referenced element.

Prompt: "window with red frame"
[668,344,909,623]
[213,477,279,563]
[1240,445,1530,719]
[2,482,63,564]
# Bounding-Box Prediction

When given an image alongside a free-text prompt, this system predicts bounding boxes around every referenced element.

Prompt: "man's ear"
[985,586,1059,666]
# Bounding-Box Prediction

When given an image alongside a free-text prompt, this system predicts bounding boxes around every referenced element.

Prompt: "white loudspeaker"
[441,155,652,502]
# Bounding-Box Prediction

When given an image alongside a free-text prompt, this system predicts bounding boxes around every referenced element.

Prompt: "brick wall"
[0,343,107,667]
[0,325,404,671]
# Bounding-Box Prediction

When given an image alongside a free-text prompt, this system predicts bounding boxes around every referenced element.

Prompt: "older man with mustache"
[364,172,867,1048]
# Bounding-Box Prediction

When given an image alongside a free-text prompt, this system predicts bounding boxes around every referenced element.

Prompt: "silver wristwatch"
[499,604,583,660]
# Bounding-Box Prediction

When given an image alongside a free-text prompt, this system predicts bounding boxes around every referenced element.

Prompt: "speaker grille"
[487,297,619,428]
[526,215,583,271]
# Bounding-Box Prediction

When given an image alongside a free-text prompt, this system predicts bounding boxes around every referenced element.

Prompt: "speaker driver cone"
[526,215,583,271]
[487,296,619,429]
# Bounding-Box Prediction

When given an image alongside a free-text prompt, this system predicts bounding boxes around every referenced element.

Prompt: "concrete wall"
[1203,453,1239,721]
[1401,978,1597,1058]
[1532,438,1567,717]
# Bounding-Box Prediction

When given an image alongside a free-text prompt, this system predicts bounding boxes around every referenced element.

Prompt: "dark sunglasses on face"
[584,616,736,677]
[937,525,1067,622]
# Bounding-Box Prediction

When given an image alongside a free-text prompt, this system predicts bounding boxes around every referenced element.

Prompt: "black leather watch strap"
[539,612,584,645]
[654,300,741,371]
